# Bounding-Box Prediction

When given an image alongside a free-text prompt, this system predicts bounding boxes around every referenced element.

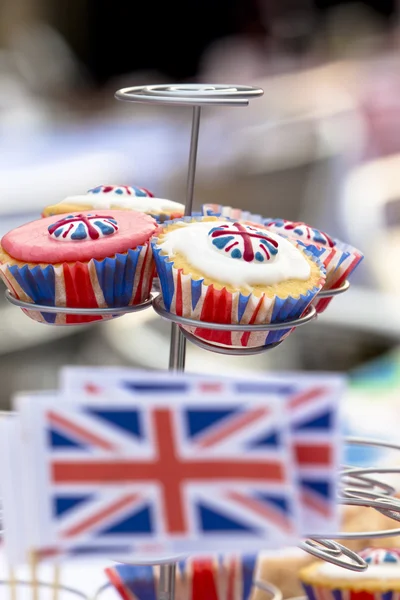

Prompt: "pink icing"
[2,210,158,263]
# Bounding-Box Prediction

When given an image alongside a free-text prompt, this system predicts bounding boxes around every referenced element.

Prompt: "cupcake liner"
[302,582,395,600]
[152,218,326,349]
[0,242,154,325]
[105,554,258,600]
[297,239,363,313]
[199,204,264,224]
[149,210,184,224]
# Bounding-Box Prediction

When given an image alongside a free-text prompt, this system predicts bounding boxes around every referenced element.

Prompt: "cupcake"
[260,218,363,313]
[42,185,185,223]
[202,204,362,314]
[0,210,158,324]
[151,217,326,349]
[300,548,400,600]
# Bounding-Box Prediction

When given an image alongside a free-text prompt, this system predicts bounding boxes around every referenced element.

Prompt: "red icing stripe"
[195,287,232,346]
[63,263,102,324]
[191,559,218,600]
[141,187,154,197]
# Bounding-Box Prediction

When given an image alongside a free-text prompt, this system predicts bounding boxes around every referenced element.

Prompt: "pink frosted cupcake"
[0,210,158,324]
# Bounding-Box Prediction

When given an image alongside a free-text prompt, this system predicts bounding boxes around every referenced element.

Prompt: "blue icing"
[260,238,278,255]
[255,252,264,262]
[70,223,87,240]
[90,187,102,193]
[212,235,233,249]
[115,188,123,194]
[93,220,116,236]
[54,228,63,238]
[231,248,242,259]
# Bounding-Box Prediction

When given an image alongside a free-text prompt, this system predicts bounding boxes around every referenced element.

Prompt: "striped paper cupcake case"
[297,239,363,314]
[151,228,326,349]
[302,582,399,600]
[0,243,154,325]
[199,204,264,224]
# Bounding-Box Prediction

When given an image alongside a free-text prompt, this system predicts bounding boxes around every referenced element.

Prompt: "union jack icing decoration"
[208,222,279,262]
[264,218,336,248]
[48,213,118,241]
[359,548,400,564]
[88,185,154,197]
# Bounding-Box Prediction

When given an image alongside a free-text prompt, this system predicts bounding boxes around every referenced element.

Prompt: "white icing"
[317,562,400,580]
[158,220,312,288]
[54,194,184,214]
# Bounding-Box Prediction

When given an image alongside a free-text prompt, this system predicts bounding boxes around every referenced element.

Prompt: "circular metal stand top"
[180,328,283,356]
[115,83,264,107]
[152,294,316,331]
[5,290,154,316]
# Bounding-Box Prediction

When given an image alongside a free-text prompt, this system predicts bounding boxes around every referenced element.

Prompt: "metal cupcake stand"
[5,84,400,600]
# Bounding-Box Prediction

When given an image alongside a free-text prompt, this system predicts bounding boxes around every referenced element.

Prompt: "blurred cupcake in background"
[300,548,400,600]
[201,205,363,314]
[0,210,158,324]
[262,218,363,313]
[152,216,325,349]
[42,185,185,223]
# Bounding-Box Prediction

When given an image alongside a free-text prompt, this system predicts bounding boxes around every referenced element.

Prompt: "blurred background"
[1,0,400,407]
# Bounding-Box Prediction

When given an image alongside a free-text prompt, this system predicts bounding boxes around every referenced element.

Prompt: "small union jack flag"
[229,379,343,535]
[60,368,344,537]
[31,390,298,556]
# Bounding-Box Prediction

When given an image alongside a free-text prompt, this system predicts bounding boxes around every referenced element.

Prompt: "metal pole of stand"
[158,563,176,600]
[168,106,202,372]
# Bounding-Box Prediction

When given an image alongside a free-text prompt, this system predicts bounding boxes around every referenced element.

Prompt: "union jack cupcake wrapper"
[199,204,264,224]
[297,239,363,313]
[0,243,154,325]
[105,554,260,600]
[302,582,400,600]
[151,218,326,349]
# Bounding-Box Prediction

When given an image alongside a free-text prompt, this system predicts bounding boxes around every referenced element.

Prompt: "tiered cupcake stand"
[5,85,400,600]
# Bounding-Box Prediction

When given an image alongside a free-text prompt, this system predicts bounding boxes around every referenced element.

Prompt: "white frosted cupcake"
[42,185,184,223]
[151,217,326,349]
[300,548,400,600]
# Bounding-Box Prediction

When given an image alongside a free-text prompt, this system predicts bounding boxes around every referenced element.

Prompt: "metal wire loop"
[152,294,316,331]
[115,83,264,107]
[317,280,350,298]
[179,328,283,355]
[5,290,154,316]
[299,540,367,571]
